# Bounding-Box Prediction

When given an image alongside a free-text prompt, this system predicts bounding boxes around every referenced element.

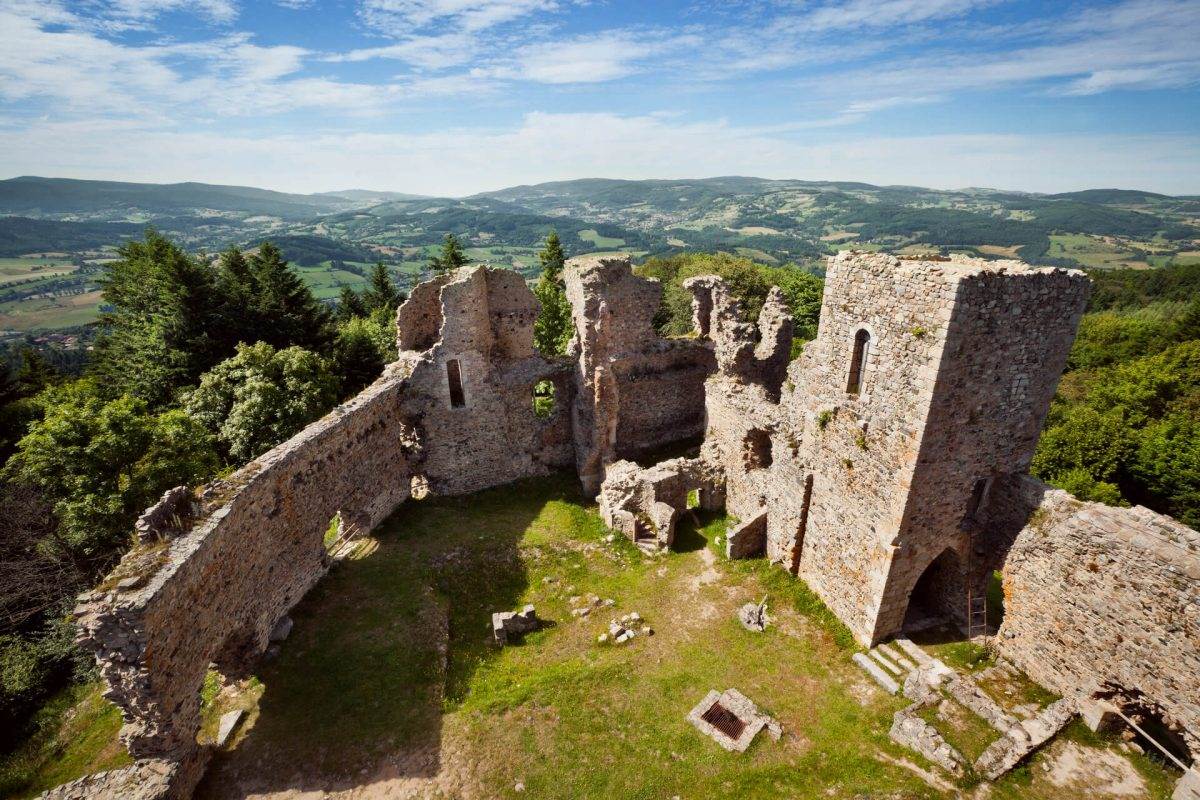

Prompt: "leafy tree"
[90,231,223,405]
[1031,405,1134,488]
[533,231,573,356]
[638,252,773,336]
[362,262,403,315]
[428,233,467,274]
[1130,413,1200,528]
[767,266,824,348]
[5,381,220,561]
[185,342,340,463]
[334,317,386,397]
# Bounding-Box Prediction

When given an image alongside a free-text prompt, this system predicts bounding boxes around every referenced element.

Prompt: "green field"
[1045,234,1151,270]
[0,290,103,332]
[0,257,78,287]
[578,229,625,248]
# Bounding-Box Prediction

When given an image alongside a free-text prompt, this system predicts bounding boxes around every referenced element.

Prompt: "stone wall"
[395,266,575,495]
[69,260,714,798]
[73,366,418,793]
[565,255,713,494]
[996,475,1200,756]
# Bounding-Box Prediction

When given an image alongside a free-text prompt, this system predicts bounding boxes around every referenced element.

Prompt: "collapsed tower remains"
[62,251,1199,799]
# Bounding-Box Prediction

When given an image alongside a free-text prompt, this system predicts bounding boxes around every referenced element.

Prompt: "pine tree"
[91,230,222,405]
[337,285,368,321]
[539,230,565,281]
[248,242,334,354]
[533,230,573,356]
[429,233,467,274]
[363,262,402,314]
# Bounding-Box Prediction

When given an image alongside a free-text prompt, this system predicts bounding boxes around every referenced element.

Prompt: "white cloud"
[104,0,238,25]
[2,112,1196,196]
[505,30,701,84]
[796,0,997,32]
[357,0,561,36]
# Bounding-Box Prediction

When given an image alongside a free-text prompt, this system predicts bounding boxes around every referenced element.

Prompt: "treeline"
[383,207,651,251]
[0,231,411,743]
[0,217,141,257]
[263,234,383,267]
[1031,261,1200,527]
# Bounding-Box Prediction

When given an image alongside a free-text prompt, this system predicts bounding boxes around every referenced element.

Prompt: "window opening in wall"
[687,489,701,510]
[790,474,814,574]
[446,359,466,408]
[743,429,773,470]
[324,513,342,552]
[533,379,555,419]
[846,329,871,395]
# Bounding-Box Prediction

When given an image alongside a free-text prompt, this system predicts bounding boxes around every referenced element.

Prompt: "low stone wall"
[598,456,723,550]
[997,475,1200,755]
[73,367,417,790]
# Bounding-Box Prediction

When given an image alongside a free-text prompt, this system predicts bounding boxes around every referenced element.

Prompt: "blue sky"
[1,0,1198,195]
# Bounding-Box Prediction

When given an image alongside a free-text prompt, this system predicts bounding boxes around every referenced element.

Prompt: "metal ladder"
[966,587,988,639]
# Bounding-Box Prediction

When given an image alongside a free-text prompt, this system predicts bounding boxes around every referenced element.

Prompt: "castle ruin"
[59,252,1199,799]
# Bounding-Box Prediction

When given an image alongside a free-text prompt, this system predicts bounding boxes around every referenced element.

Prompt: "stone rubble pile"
[492,605,540,646]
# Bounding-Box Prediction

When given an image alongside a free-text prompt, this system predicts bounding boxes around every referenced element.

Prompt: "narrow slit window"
[846,329,871,395]
[533,379,555,419]
[964,477,990,522]
[446,359,466,408]
[791,474,814,574]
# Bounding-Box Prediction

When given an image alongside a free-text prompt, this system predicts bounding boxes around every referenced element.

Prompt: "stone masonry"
[63,250,1200,798]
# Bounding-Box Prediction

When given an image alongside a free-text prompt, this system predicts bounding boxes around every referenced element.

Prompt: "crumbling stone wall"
[395,266,575,495]
[565,255,713,494]
[73,367,418,795]
[598,456,723,550]
[996,475,1200,757]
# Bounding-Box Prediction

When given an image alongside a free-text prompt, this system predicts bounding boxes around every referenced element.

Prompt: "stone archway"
[903,548,968,634]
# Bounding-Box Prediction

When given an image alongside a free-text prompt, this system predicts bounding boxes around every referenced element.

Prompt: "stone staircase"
[852,638,1077,783]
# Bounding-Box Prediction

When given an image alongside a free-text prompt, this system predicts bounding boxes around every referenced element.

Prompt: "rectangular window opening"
[446,359,466,408]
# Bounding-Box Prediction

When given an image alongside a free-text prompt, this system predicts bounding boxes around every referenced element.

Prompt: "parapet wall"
[996,475,1200,755]
[74,367,417,781]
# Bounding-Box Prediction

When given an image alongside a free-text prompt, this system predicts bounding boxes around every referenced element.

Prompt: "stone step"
[853,653,900,694]
[869,649,903,675]
[895,638,934,667]
[876,642,917,672]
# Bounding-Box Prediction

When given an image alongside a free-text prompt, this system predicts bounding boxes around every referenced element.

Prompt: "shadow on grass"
[671,507,718,553]
[195,474,584,799]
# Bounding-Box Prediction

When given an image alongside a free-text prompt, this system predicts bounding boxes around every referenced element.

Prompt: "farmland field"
[578,229,625,248]
[0,257,78,286]
[1045,234,1150,270]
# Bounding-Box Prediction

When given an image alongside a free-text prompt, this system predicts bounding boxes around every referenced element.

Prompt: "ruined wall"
[395,266,575,495]
[995,475,1200,755]
[565,255,713,494]
[73,367,417,783]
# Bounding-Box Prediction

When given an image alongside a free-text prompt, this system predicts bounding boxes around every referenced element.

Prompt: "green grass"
[0,683,130,799]
[33,473,1180,799]
[0,257,78,287]
[578,229,625,248]
[1045,234,1151,270]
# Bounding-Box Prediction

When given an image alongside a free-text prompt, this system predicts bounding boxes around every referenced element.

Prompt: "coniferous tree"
[337,285,368,321]
[363,262,402,314]
[91,230,222,405]
[533,230,573,356]
[247,242,334,354]
[428,233,467,274]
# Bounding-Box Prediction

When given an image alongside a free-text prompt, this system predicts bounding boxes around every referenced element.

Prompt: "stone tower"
[698,252,1091,644]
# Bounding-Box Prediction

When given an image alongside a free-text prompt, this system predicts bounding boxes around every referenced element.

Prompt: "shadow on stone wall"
[193,477,556,798]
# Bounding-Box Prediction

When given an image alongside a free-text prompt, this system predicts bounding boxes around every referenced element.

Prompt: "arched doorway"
[903,548,967,634]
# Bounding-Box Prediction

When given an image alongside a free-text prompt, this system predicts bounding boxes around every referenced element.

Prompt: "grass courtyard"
[187,474,1177,800]
[2,473,1181,798]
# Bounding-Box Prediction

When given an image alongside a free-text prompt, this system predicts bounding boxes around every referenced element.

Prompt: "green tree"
[428,233,467,274]
[1031,405,1134,489]
[362,262,403,315]
[5,381,220,561]
[337,285,367,321]
[185,342,340,463]
[538,230,565,281]
[333,316,386,397]
[247,242,334,354]
[533,231,573,356]
[90,231,222,405]
[767,266,825,348]
[1130,413,1200,528]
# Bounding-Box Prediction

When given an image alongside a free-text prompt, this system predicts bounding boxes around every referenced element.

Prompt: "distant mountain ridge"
[0,176,374,219]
